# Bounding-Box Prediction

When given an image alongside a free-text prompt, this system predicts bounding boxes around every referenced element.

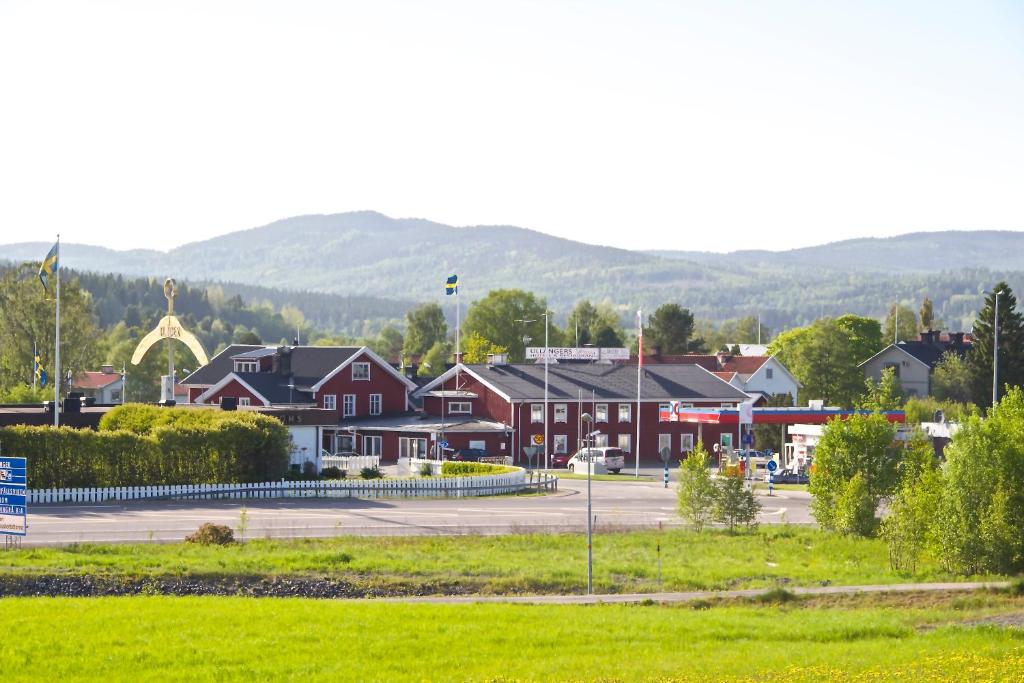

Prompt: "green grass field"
[542,470,654,482]
[1,527,999,594]
[4,595,1024,681]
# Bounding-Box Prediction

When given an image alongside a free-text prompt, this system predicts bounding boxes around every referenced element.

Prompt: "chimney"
[950,332,965,348]
[487,353,508,366]
[101,364,114,374]
[274,346,293,377]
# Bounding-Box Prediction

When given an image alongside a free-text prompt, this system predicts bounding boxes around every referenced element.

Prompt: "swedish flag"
[445,274,458,296]
[38,242,59,295]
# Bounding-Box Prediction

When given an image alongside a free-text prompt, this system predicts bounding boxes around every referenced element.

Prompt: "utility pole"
[993,290,1004,407]
[542,311,551,471]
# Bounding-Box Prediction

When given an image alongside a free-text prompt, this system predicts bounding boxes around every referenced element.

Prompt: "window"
[233,360,259,373]
[658,403,671,422]
[658,433,671,456]
[352,362,370,381]
[369,394,382,415]
[363,436,381,457]
[554,404,567,423]
[343,394,356,417]
[618,404,631,422]
[596,404,608,422]
[238,397,251,407]
[554,435,568,454]
[399,437,428,459]
[680,434,694,453]
[531,404,543,423]
[884,362,901,379]
[449,401,471,415]
[618,433,631,453]
[765,368,774,379]
[594,433,608,448]
[323,394,337,411]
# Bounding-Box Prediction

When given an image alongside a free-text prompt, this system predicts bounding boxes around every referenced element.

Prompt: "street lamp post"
[581,412,597,595]
[994,289,1004,407]
[542,310,551,472]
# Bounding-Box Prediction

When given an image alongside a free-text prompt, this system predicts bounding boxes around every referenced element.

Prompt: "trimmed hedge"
[2,405,290,488]
[441,461,517,476]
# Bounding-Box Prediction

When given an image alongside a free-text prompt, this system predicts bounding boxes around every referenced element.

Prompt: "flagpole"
[635,308,642,478]
[32,341,37,390]
[54,234,61,428]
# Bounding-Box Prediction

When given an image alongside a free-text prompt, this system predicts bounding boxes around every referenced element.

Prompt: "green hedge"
[2,405,290,488]
[441,461,517,476]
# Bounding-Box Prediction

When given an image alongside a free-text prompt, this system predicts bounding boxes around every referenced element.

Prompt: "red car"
[549,453,571,469]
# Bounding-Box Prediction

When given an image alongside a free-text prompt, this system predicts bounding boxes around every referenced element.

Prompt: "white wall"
[742,358,799,404]
[288,425,320,469]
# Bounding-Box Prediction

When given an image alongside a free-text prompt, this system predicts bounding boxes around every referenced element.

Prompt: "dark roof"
[231,347,277,360]
[181,345,362,388]
[181,344,264,386]
[235,372,315,405]
[340,412,509,432]
[459,363,751,402]
[896,340,969,368]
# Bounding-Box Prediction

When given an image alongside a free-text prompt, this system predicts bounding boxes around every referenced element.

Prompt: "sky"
[0,0,1021,253]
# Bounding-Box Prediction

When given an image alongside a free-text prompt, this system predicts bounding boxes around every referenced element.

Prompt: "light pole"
[542,310,552,472]
[993,289,1004,407]
[581,412,597,595]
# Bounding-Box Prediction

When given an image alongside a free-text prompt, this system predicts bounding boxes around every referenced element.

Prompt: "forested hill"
[2,212,1021,331]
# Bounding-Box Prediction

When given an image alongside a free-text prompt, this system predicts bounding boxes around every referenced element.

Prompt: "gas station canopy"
[660,405,905,425]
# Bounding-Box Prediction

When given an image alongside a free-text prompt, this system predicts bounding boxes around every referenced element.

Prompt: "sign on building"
[525,347,629,361]
[0,457,27,537]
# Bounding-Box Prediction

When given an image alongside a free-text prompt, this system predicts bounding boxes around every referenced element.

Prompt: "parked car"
[449,448,490,462]
[567,447,626,474]
[769,471,810,485]
[549,453,571,469]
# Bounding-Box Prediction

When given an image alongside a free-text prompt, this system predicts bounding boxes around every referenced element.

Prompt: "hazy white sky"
[1,0,1021,252]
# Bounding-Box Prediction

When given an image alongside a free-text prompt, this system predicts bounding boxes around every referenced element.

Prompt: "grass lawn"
[542,470,654,482]
[753,483,809,492]
[1,527,1002,593]
[5,595,1024,681]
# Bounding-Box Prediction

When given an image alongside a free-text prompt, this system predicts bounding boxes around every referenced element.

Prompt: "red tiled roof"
[631,354,719,371]
[718,356,769,375]
[712,371,737,381]
[72,371,121,390]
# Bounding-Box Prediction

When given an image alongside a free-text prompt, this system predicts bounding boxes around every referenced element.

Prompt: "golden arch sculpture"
[131,278,209,367]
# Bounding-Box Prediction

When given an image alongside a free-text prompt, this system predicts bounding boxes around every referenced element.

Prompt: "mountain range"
[2,212,1021,332]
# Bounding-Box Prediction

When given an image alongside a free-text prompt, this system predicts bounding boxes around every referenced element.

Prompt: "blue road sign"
[766,460,778,473]
[0,495,26,506]
[0,458,26,470]
[0,456,27,537]
[0,474,26,486]
[439,440,449,449]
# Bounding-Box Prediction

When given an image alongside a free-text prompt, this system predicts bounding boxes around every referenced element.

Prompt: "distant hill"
[3,212,1021,331]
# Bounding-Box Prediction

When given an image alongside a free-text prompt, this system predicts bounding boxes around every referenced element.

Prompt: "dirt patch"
[959,612,1024,628]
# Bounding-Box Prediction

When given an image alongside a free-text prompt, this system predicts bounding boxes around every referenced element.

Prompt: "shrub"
[185,523,235,546]
[712,471,760,533]
[320,466,345,480]
[832,472,878,537]
[882,467,942,573]
[440,461,515,476]
[360,466,384,480]
[302,460,318,480]
[677,441,715,532]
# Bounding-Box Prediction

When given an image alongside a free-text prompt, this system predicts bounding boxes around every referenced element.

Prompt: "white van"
[567,447,626,474]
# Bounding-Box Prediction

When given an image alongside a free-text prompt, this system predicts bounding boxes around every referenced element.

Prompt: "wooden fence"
[25,468,554,504]
[319,454,381,471]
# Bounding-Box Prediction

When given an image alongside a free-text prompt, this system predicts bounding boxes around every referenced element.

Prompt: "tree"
[730,316,772,345]
[712,470,760,532]
[461,331,508,363]
[919,298,935,331]
[809,413,900,535]
[882,438,943,573]
[769,318,866,407]
[370,326,404,362]
[462,289,548,362]
[902,396,978,424]
[966,283,1024,408]
[834,314,884,365]
[931,352,973,403]
[417,341,451,378]
[403,303,448,358]
[859,366,903,411]
[234,329,262,345]
[882,303,919,345]
[0,264,100,398]
[644,304,700,355]
[752,393,794,455]
[565,300,624,348]
[676,442,716,532]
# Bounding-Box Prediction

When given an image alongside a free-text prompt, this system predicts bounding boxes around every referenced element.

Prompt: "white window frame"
[343,394,356,417]
[680,434,694,453]
[352,362,370,381]
[238,397,251,407]
[531,404,543,423]
[449,401,472,415]
[554,404,567,423]
[617,433,631,453]
[369,393,382,415]
[233,360,259,373]
[594,433,609,448]
[323,394,337,411]
[658,433,671,456]
[363,435,382,457]
[554,434,568,454]
[595,404,608,423]
[399,437,428,459]
[618,404,631,422]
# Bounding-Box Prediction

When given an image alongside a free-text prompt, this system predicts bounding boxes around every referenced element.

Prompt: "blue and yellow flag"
[445,274,458,296]
[38,242,59,295]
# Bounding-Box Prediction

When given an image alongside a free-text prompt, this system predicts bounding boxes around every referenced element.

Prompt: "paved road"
[384,581,1010,605]
[21,477,812,546]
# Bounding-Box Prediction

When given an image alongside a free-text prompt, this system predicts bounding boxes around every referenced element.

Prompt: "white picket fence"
[26,469,532,504]
[319,454,381,471]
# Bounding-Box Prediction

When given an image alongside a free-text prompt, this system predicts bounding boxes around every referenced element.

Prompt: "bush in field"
[809,413,900,535]
[1,404,290,488]
[419,462,434,477]
[677,441,715,532]
[185,523,235,546]
[320,466,345,480]
[440,461,515,476]
[360,466,384,480]
[711,470,760,532]
[881,440,943,573]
